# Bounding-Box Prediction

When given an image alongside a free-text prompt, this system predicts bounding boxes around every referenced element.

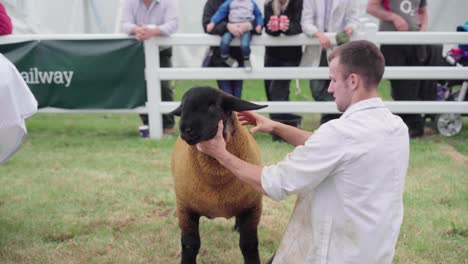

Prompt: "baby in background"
[207,0,264,72]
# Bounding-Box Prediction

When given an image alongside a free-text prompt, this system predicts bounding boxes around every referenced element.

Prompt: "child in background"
[207,0,263,72]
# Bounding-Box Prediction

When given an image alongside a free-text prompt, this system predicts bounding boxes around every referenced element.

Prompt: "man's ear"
[349,73,359,90]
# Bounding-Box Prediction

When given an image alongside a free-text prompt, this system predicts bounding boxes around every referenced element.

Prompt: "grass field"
[0,80,467,263]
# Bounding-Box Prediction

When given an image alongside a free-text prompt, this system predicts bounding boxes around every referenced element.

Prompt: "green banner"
[0,39,146,109]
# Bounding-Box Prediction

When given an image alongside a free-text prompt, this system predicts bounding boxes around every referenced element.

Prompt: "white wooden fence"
[1,23,468,139]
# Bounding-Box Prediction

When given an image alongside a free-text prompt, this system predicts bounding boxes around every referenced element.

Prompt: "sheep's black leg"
[234,216,240,232]
[237,207,261,264]
[178,209,201,264]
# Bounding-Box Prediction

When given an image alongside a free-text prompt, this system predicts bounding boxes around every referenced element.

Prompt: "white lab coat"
[300,0,361,67]
[0,54,37,164]
[262,98,410,263]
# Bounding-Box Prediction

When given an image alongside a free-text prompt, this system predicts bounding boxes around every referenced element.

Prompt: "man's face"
[327,58,353,112]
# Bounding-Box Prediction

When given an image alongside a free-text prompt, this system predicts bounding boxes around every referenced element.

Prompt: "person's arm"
[418,6,428,32]
[196,121,267,195]
[158,0,178,36]
[264,2,280,36]
[238,111,313,147]
[300,0,318,36]
[282,0,303,35]
[343,0,360,35]
[0,3,12,35]
[210,1,230,25]
[202,0,228,35]
[367,0,408,31]
[120,0,139,35]
[253,1,264,28]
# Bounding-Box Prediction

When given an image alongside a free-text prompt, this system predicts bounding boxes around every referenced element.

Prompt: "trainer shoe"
[224,56,239,67]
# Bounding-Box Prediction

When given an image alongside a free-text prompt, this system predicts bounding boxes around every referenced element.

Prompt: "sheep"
[170,86,267,264]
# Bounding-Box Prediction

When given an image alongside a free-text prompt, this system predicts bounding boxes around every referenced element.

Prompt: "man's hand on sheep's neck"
[196,120,267,196]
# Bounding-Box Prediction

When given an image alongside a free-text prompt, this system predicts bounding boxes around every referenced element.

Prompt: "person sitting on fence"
[120,0,178,135]
[206,0,264,72]
[300,0,360,125]
[367,0,440,138]
[0,3,13,35]
[197,40,410,264]
[263,0,304,141]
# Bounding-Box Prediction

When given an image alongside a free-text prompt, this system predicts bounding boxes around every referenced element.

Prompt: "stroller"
[433,44,468,136]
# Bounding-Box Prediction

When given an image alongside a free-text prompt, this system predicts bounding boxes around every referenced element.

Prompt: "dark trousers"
[264,54,302,126]
[381,44,442,135]
[140,48,174,129]
[310,50,341,124]
[217,80,243,98]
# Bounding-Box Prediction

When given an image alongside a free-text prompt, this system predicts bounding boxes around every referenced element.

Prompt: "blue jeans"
[220,31,252,59]
[217,80,243,98]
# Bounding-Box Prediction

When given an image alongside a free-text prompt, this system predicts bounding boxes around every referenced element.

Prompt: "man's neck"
[351,86,379,105]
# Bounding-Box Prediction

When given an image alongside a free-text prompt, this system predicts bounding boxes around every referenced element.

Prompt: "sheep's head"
[170,86,267,145]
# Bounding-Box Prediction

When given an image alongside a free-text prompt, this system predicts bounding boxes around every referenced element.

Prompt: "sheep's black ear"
[221,94,267,112]
[170,105,182,116]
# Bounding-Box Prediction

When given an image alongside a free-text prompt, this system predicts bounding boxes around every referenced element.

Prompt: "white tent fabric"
[3,0,468,66]
[0,54,38,165]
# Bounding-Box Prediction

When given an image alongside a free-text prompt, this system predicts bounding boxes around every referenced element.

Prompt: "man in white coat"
[197,40,410,263]
[0,54,37,164]
[300,0,360,125]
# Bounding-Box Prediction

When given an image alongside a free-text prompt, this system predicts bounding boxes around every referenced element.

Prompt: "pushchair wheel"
[435,113,463,136]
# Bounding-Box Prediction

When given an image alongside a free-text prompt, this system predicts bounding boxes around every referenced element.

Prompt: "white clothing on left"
[0,54,37,164]
[300,0,360,67]
[262,98,410,264]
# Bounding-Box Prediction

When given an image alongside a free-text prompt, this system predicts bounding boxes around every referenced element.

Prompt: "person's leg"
[264,54,274,100]
[160,49,175,130]
[382,45,423,137]
[220,32,234,59]
[217,80,234,96]
[232,80,243,98]
[310,50,340,124]
[240,31,252,60]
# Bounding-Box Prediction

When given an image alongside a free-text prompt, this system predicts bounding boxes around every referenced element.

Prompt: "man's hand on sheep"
[196,120,228,158]
[238,111,275,134]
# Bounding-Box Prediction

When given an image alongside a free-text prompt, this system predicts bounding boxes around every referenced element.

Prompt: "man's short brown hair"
[328,40,385,88]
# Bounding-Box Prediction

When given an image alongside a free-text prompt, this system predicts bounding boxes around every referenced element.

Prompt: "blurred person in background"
[120,0,178,135]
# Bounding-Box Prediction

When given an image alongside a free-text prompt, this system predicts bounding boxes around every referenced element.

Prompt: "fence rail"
[1,24,468,139]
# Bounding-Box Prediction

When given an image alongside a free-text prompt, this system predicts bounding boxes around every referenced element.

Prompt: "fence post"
[363,22,378,43]
[143,38,163,139]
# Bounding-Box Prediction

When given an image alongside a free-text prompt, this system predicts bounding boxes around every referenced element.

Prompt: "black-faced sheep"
[170,86,267,264]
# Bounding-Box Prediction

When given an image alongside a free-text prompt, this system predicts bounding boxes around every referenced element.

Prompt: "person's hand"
[238,22,253,33]
[227,23,241,37]
[237,111,275,134]
[344,25,353,36]
[391,14,409,31]
[196,120,227,158]
[279,16,290,32]
[255,25,262,34]
[207,22,215,33]
[315,31,332,50]
[134,25,160,41]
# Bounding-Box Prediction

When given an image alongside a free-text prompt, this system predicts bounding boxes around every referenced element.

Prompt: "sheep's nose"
[184,127,193,135]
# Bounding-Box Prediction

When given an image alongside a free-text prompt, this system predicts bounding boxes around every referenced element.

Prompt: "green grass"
[0,80,466,263]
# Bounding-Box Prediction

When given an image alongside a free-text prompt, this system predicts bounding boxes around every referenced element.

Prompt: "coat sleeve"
[264,3,280,36]
[202,0,228,35]
[283,0,303,36]
[159,0,179,35]
[253,1,264,27]
[301,0,318,36]
[120,0,136,34]
[210,1,230,24]
[344,0,360,32]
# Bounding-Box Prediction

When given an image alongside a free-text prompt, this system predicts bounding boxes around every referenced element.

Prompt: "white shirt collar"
[342,97,385,119]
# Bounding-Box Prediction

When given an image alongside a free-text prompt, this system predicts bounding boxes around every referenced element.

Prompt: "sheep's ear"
[221,94,268,112]
[170,105,182,116]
